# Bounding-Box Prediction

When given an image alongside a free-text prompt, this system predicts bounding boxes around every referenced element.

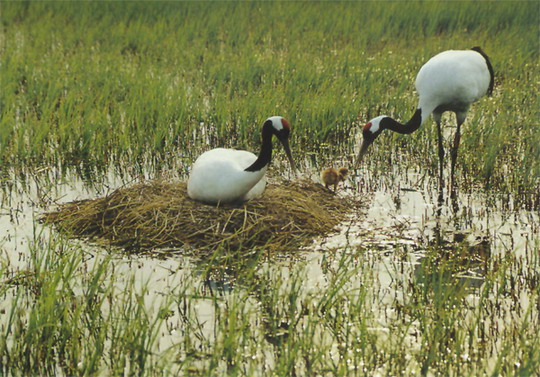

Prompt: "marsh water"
[1,155,538,374]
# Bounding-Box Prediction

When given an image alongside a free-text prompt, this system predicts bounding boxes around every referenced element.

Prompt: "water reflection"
[0,164,538,371]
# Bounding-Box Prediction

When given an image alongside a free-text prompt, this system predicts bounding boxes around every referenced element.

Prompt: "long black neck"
[245,126,273,172]
[384,108,422,135]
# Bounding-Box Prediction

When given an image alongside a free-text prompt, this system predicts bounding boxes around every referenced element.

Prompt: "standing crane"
[356,47,494,192]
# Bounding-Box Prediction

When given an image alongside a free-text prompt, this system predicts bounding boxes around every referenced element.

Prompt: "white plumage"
[356,47,494,189]
[415,49,492,125]
[187,116,295,204]
[187,148,267,203]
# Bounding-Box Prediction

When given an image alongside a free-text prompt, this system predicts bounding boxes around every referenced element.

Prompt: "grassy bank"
[1,1,539,202]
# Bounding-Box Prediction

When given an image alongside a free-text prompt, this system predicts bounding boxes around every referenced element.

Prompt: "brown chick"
[321,167,348,191]
[338,168,348,180]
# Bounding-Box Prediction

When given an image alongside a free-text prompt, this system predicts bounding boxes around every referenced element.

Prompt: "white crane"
[356,47,494,190]
[187,116,296,204]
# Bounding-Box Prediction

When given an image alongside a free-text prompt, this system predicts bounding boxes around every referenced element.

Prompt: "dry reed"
[42,179,365,254]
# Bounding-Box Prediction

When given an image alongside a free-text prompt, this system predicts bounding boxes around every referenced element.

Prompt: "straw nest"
[42,179,365,255]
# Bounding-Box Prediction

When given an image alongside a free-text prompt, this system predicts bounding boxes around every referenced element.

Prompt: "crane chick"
[321,167,348,191]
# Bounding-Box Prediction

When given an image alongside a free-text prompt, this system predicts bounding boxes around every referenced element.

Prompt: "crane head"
[355,116,388,167]
[264,116,297,175]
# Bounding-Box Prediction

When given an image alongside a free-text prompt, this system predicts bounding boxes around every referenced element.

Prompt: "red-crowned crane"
[187,116,296,204]
[356,47,494,191]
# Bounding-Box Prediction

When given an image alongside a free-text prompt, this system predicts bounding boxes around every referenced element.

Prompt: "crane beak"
[354,139,372,169]
[280,138,297,175]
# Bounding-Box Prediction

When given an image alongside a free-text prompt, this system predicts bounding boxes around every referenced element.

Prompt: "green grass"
[1,0,539,203]
[2,233,538,376]
[0,231,171,376]
[1,1,539,376]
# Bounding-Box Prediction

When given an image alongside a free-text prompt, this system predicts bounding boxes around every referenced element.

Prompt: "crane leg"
[436,120,445,191]
[450,121,463,194]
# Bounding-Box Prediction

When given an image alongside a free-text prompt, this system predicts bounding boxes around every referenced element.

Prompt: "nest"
[42,179,364,255]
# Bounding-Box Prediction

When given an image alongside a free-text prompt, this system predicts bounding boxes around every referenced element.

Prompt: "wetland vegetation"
[1,1,539,376]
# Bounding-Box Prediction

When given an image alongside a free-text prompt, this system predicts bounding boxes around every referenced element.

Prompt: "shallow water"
[0,165,538,374]
[1,163,537,287]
